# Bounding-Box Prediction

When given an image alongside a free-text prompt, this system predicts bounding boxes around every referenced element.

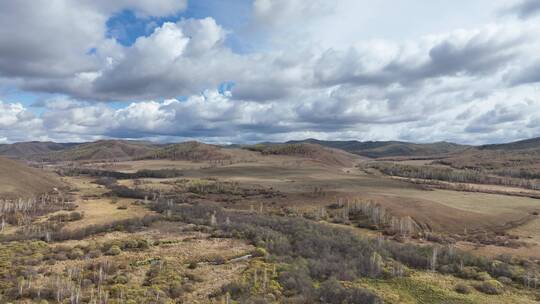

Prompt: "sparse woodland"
[367,162,540,190]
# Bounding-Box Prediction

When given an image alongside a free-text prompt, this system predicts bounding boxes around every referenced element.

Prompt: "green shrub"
[106,245,122,256]
[252,247,268,258]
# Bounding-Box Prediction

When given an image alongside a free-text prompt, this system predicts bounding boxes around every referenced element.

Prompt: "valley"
[1,139,540,303]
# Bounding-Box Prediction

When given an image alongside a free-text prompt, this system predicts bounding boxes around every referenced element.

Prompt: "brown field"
[2,146,540,303]
[63,154,539,249]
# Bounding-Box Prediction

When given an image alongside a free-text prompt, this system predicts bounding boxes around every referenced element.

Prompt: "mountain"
[0,141,75,158]
[287,139,469,158]
[244,143,364,166]
[0,157,62,199]
[479,137,540,151]
[33,140,159,162]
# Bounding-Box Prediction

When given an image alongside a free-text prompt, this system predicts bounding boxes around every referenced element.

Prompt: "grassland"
[2,145,540,303]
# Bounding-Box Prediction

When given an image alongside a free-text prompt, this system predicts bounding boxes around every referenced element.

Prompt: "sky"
[1,0,540,144]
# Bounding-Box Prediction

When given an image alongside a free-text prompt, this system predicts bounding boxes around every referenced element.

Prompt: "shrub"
[68,248,84,259]
[475,280,504,295]
[497,276,512,284]
[252,247,268,258]
[110,274,129,284]
[106,245,122,256]
[475,271,492,281]
[87,249,102,258]
[54,252,68,261]
[210,255,226,265]
[137,239,150,250]
[454,283,472,294]
[188,261,198,269]
[457,267,479,279]
[169,281,185,298]
[69,211,83,221]
[318,278,381,304]
[221,282,249,300]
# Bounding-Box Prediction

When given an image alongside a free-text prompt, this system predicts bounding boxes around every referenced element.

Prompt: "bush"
[475,280,504,295]
[210,255,226,265]
[69,211,83,221]
[278,267,314,298]
[457,267,479,279]
[475,271,491,281]
[318,278,381,304]
[106,245,122,256]
[222,282,249,299]
[110,274,129,284]
[169,281,185,298]
[497,276,512,284]
[454,283,472,294]
[252,247,268,258]
[68,248,84,259]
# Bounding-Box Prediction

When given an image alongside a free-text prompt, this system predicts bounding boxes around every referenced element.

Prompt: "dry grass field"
[0,156,62,199]
[79,154,540,244]
[2,145,540,303]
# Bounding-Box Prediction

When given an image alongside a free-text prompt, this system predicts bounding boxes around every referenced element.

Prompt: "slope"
[0,157,62,199]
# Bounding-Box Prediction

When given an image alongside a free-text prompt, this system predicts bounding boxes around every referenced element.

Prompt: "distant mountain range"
[1,137,539,162]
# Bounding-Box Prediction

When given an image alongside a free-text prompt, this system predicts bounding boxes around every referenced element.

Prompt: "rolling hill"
[0,141,75,158]
[144,141,233,161]
[33,140,159,162]
[287,139,469,158]
[244,143,364,166]
[0,157,62,199]
[479,137,540,151]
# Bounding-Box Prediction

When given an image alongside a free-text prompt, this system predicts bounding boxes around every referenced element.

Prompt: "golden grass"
[62,198,152,230]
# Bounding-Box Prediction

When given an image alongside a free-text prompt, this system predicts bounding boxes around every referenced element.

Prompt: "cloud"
[505,0,540,19]
[0,100,45,142]
[1,1,540,145]
[314,25,530,87]
[2,79,539,145]
[253,0,333,29]
[92,0,187,17]
[0,1,186,78]
[508,61,540,85]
